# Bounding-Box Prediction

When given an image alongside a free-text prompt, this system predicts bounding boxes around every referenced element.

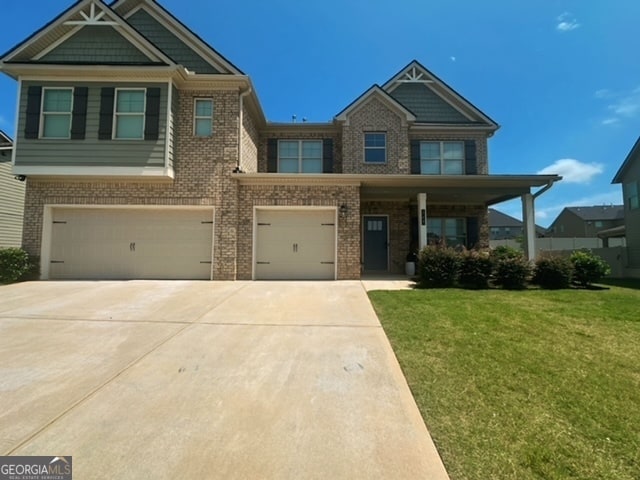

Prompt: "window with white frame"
[41,88,73,139]
[194,98,213,136]
[627,181,639,210]
[427,218,466,247]
[278,140,322,173]
[420,141,464,175]
[364,132,386,163]
[114,89,145,139]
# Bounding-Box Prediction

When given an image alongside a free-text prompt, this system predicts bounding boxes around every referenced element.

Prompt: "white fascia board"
[12,165,175,179]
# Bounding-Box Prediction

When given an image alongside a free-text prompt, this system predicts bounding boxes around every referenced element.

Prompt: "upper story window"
[41,88,73,139]
[627,182,639,210]
[278,140,322,173]
[364,132,386,163]
[420,141,464,175]
[114,89,146,139]
[194,99,213,137]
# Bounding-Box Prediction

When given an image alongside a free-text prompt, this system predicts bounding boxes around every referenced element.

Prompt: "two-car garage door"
[47,208,213,280]
[254,209,336,280]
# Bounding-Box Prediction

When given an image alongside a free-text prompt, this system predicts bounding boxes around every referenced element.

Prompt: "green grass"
[369,285,640,480]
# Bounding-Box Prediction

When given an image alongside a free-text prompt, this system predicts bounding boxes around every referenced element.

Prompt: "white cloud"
[597,86,640,125]
[537,159,604,184]
[595,89,613,99]
[556,12,580,32]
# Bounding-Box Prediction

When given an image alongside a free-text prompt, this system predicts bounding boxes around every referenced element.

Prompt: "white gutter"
[533,177,561,198]
[237,87,252,171]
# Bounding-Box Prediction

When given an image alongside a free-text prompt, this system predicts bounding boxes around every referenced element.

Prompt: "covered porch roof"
[232,173,562,205]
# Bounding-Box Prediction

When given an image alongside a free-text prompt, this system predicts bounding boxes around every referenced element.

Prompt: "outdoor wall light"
[339,204,348,218]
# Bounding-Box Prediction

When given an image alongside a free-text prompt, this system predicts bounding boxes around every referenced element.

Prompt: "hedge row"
[417,245,610,290]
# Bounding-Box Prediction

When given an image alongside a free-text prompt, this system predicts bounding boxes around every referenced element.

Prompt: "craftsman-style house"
[0,0,560,280]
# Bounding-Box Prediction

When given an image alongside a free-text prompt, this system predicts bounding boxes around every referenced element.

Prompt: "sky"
[1,0,640,227]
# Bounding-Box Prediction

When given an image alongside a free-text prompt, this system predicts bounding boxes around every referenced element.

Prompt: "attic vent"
[398,66,434,85]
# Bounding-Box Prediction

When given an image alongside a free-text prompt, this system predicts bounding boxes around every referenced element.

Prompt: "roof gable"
[335,85,416,124]
[40,25,152,64]
[0,130,12,148]
[383,60,499,128]
[0,0,173,67]
[612,136,640,184]
[114,0,243,74]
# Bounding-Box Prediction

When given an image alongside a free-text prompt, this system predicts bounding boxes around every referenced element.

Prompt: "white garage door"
[255,209,336,280]
[49,208,213,280]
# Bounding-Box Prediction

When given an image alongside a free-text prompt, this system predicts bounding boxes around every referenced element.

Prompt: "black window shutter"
[466,217,480,249]
[70,87,88,140]
[267,139,278,173]
[322,138,334,173]
[410,140,421,174]
[98,87,115,140]
[25,86,42,139]
[465,140,477,175]
[144,88,161,141]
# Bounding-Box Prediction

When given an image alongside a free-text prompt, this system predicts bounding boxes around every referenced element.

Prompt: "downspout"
[237,87,252,172]
[533,178,560,199]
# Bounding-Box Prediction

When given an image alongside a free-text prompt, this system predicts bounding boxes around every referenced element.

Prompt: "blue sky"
[1,0,639,226]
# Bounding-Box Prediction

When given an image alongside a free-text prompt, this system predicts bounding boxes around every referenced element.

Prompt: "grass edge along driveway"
[369,283,640,480]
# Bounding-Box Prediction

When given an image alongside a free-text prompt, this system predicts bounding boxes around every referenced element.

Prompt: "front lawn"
[369,285,640,480]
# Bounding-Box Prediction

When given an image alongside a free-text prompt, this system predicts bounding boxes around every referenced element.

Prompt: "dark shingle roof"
[489,209,523,228]
[0,130,13,147]
[566,205,624,221]
[489,208,546,234]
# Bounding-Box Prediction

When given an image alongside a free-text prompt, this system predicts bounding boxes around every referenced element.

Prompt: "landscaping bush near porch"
[369,286,640,480]
[417,245,611,291]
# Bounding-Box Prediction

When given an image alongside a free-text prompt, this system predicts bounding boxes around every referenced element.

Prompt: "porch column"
[521,192,536,260]
[418,193,427,249]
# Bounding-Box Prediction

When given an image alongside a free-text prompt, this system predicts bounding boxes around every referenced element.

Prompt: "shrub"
[0,248,31,284]
[418,246,461,288]
[458,249,493,289]
[532,254,573,289]
[570,250,611,287]
[493,255,532,290]
[490,245,523,262]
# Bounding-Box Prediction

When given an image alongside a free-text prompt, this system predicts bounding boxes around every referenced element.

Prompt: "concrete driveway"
[0,280,448,479]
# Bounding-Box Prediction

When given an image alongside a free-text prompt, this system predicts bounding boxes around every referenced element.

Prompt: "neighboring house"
[0,131,26,247]
[546,206,625,238]
[612,137,640,275]
[0,0,560,280]
[488,208,545,240]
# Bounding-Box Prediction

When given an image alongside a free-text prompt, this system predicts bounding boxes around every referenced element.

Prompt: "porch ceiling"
[232,173,562,206]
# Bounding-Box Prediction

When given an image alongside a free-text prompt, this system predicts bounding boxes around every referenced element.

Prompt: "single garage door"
[48,208,213,280]
[255,209,336,280]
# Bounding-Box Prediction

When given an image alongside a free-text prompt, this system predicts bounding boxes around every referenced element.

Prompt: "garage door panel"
[255,210,336,280]
[49,208,213,280]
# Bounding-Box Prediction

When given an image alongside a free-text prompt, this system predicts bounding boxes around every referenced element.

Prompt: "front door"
[363,215,388,271]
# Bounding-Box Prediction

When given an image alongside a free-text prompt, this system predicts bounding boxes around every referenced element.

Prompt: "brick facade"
[341,97,410,174]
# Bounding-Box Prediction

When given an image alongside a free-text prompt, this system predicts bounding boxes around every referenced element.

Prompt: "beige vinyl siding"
[16,81,168,168]
[0,157,26,247]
